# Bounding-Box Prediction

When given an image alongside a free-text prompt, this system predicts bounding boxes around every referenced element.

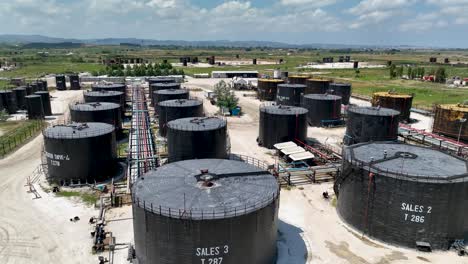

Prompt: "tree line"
[92,62,185,77]
[389,64,447,83]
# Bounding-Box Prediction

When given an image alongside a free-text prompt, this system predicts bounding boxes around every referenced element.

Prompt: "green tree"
[407,67,413,79]
[389,64,396,78]
[125,66,133,76]
[396,66,404,77]
[214,81,239,110]
[435,67,447,83]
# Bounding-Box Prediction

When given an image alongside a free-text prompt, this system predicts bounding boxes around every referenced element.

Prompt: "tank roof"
[288,75,310,79]
[168,117,226,131]
[155,89,188,95]
[373,91,413,99]
[12,87,26,91]
[260,104,308,115]
[133,158,279,219]
[330,82,351,87]
[34,91,49,94]
[303,94,341,100]
[147,77,175,82]
[44,122,114,139]
[438,103,468,113]
[277,84,306,88]
[84,90,124,96]
[307,78,331,82]
[159,99,202,107]
[91,83,125,89]
[25,95,41,98]
[150,82,180,87]
[347,142,468,181]
[258,79,284,83]
[0,90,13,93]
[348,106,400,116]
[70,102,120,111]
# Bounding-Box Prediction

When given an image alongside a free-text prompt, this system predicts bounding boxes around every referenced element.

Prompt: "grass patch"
[55,190,99,206]
[0,120,45,157]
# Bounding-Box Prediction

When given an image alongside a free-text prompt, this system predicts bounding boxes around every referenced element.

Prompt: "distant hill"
[0,34,425,49]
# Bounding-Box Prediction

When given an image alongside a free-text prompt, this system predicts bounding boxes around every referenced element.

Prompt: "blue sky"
[0,0,467,47]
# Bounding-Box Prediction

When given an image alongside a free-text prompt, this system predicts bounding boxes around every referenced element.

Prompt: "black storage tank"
[288,75,310,85]
[84,90,126,117]
[371,92,413,123]
[34,81,44,92]
[132,158,280,264]
[56,75,66,90]
[69,74,80,90]
[344,106,400,145]
[70,102,122,131]
[276,84,305,106]
[257,79,284,101]
[41,80,48,91]
[43,122,117,184]
[34,91,52,116]
[25,85,33,95]
[0,94,3,112]
[25,95,44,119]
[167,117,228,162]
[91,83,126,94]
[147,77,175,85]
[335,142,468,250]
[0,90,18,114]
[153,89,189,109]
[301,94,342,126]
[328,83,352,105]
[158,99,204,137]
[30,82,39,93]
[149,82,181,106]
[12,87,27,109]
[305,78,331,94]
[258,105,308,149]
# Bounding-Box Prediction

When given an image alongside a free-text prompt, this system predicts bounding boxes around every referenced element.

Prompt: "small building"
[211,71,258,78]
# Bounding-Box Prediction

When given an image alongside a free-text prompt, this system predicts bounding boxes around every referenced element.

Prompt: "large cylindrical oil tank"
[91,83,126,94]
[335,142,468,250]
[70,102,122,131]
[12,87,27,109]
[153,89,189,109]
[344,106,400,145]
[147,77,175,85]
[288,75,310,85]
[257,79,284,101]
[276,84,305,106]
[0,94,3,111]
[0,90,18,114]
[371,92,413,122]
[158,99,204,137]
[84,90,126,117]
[432,103,468,142]
[34,81,44,92]
[328,83,352,105]
[301,94,342,126]
[25,85,33,95]
[43,122,117,184]
[25,95,44,119]
[30,82,39,93]
[69,74,80,90]
[41,80,48,91]
[55,75,66,90]
[132,158,280,264]
[34,91,52,116]
[167,117,228,162]
[149,82,181,105]
[258,105,308,149]
[305,78,331,94]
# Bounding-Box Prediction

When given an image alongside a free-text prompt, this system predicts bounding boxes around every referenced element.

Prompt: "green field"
[1,45,467,109]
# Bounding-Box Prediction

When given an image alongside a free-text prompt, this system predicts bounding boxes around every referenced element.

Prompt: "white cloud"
[280,0,338,7]
[399,13,448,31]
[349,0,418,15]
